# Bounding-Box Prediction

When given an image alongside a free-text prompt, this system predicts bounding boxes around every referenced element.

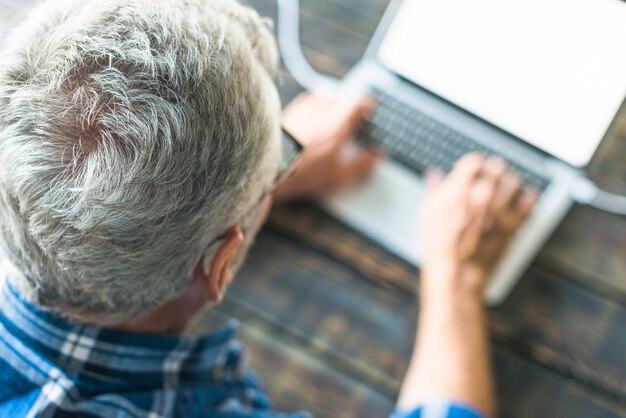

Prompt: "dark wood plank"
[188,307,395,418]
[249,0,373,77]
[492,267,626,404]
[587,104,626,191]
[492,348,626,418]
[300,0,388,39]
[322,0,390,23]
[227,228,416,395]
[267,204,419,294]
[538,204,626,301]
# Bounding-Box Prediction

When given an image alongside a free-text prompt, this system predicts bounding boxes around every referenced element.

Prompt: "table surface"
[2,1,626,417]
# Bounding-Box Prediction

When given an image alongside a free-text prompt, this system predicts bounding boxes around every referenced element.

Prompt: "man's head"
[0,0,283,325]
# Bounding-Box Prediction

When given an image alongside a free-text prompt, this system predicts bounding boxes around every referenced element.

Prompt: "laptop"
[324,0,626,304]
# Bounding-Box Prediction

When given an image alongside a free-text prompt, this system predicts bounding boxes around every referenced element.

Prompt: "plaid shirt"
[0,277,481,418]
[0,278,311,418]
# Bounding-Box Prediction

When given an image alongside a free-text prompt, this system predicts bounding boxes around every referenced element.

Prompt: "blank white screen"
[378,0,626,167]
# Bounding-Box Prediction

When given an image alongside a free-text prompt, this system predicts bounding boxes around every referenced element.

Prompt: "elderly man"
[0,0,536,417]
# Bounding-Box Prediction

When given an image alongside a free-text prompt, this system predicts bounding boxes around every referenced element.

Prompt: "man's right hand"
[419,153,538,297]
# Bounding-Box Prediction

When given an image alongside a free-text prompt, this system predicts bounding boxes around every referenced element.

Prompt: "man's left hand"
[273,93,382,202]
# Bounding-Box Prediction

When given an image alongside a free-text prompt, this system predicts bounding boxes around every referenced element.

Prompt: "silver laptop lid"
[375,0,626,168]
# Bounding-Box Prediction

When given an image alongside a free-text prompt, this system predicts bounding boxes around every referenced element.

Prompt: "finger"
[425,168,445,190]
[472,157,504,207]
[481,157,508,213]
[491,171,523,214]
[500,187,539,230]
[464,159,501,235]
[337,149,381,186]
[482,156,507,179]
[447,153,485,191]
[518,189,539,220]
[330,96,377,147]
[458,184,492,257]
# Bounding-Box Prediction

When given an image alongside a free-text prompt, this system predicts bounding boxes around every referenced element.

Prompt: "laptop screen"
[378,0,626,167]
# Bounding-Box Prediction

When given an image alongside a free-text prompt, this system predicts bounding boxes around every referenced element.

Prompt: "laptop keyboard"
[357,89,550,191]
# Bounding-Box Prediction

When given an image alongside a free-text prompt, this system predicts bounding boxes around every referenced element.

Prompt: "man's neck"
[111,276,209,335]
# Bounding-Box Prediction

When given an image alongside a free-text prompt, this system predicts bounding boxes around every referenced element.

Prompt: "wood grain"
[189,307,395,418]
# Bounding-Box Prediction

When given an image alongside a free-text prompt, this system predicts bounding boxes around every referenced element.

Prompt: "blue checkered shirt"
[0,278,481,418]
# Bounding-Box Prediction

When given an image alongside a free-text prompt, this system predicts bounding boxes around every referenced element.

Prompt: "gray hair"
[0,0,281,324]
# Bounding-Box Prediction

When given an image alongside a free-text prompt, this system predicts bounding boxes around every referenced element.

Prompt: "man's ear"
[195,227,245,304]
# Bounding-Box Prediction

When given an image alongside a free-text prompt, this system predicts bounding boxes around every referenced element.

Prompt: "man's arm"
[397,265,494,416]
[277,94,537,417]
[397,155,537,418]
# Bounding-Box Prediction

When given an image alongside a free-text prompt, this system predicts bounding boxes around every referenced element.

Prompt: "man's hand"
[420,153,538,295]
[397,154,539,418]
[273,93,381,202]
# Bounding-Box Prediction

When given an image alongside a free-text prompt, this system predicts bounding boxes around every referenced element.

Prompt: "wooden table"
[193,1,626,417]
